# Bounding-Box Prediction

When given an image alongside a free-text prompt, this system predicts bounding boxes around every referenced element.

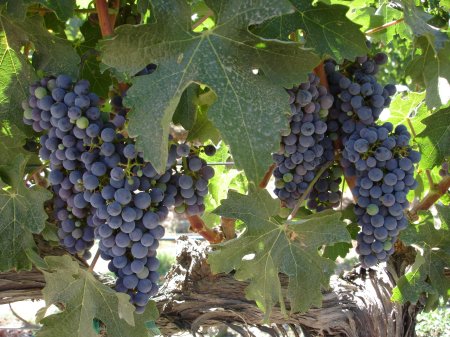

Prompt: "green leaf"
[0,0,28,20]
[360,3,409,44]
[414,172,425,200]
[186,106,220,144]
[391,253,436,303]
[322,222,359,260]
[37,255,158,337]
[406,37,450,109]
[399,0,448,51]
[101,0,321,184]
[251,0,368,63]
[208,189,350,318]
[0,154,52,272]
[1,14,80,78]
[78,20,111,97]
[387,91,426,127]
[200,143,242,227]
[137,0,151,15]
[0,0,74,21]
[415,106,450,169]
[172,83,199,131]
[0,22,36,131]
[0,122,28,165]
[34,0,75,22]
[393,206,450,305]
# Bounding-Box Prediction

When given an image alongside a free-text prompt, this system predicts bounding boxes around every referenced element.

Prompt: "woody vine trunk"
[0,236,420,337]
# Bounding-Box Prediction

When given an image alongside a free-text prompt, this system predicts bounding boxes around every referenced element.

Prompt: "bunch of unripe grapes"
[273,51,421,268]
[23,74,215,313]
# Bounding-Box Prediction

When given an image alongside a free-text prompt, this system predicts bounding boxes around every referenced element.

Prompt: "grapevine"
[0,1,448,336]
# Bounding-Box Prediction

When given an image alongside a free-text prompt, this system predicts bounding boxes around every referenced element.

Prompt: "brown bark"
[0,237,420,337]
[154,237,419,337]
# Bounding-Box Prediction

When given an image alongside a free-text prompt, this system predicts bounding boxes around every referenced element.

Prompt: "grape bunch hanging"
[272,51,421,269]
[23,75,215,313]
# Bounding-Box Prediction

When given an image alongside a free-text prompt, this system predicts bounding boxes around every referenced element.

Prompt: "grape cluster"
[306,164,343,212]
[23,75,101,257]
[93,140,177,313]
[272,73,334,208]
[271,50,421,269]
[342,122,420,268]
[23,74,217,312]
[173,144,216,216]
[324,53,396,139]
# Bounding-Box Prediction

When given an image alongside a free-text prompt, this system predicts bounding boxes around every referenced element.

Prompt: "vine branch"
[259,163,275,189]
[220,217,236,240]
[187,215,224,244]
[88,249,101,273]
[425,169,435,189]
[365,18,405,35]
[95,0,114,37]
[409,175,450,219]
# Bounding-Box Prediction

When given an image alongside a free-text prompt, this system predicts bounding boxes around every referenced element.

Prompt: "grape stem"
[365,18,405,35]
[95,0,114,37]
[406,118,417,138]
[187,215,224,243]
[259,163,275,189]
[221,217,236,240]
[313,63,358,200]
[288,160,334,220]
[425,169,435,189]
[88,249,101,273]
[408,175,450,219]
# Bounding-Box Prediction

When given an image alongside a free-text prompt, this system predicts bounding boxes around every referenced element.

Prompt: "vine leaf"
[37,255,158,337]
[0,1,28,19]
[406,38,450,109]
[0,154,52,272]
[322,222,359,260]
[0,123,28,165]
[100,0,321,184]
[34,0,75,22]
[396,0,448,51]
[200,144,243,227]
[392,205,450,309]
[78,19,111,97]
[172,83,200,132]
[415,106,450,169]
[387,91,426,128]
[251,0,368,63]
[0,1,75,21]
[186,89,221,144]
[208,189,350,319]
[0,21,36,131]
[0,15,80,78]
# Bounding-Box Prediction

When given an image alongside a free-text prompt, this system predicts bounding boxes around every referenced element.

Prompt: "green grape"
[366,204,379,216]
[34,86,48,99]
[76,116,89,129]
